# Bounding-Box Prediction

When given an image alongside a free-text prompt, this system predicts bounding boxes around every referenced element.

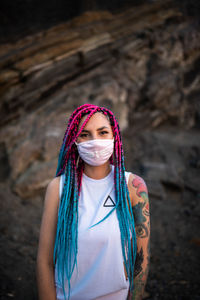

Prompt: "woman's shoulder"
[47,176,60,191]
[41,176,61,217]
[44,176,61,204]
[127,172,149,207]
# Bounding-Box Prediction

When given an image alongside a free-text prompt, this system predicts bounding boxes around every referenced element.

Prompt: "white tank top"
[55,165,131,300]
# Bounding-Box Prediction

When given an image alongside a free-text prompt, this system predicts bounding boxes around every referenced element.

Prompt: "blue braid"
[54,156,79,300]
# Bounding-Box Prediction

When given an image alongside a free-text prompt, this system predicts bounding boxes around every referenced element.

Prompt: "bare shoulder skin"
[36,176,60,300]
[127,173,150,300]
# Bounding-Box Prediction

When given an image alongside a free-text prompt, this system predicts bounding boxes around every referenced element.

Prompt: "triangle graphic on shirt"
[103,196,116,207]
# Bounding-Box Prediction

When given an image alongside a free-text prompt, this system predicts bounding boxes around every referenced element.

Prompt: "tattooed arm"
[127,174,150,300]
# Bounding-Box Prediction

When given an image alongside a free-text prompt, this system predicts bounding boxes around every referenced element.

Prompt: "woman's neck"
[83,162,112,180]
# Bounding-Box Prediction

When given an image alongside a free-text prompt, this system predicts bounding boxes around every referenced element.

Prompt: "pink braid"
[66,105,97,138]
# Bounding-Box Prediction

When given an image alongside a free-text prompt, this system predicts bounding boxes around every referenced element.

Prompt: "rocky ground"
[0,1,200,299]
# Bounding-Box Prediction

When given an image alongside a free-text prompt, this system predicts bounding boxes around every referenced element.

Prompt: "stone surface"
[0,1,200,299]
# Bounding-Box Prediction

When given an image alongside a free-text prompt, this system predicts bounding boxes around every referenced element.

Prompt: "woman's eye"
[100,131,108,135]
[80,133,88,138]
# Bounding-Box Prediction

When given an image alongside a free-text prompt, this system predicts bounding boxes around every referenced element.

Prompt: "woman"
[36,104,150,300]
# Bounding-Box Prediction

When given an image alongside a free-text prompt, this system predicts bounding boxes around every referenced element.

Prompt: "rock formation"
[0,1,200,299]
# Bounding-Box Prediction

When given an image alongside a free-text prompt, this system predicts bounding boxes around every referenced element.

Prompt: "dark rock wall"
[0,1,200,299]
[1,0,200,43]
[0,0,144,43]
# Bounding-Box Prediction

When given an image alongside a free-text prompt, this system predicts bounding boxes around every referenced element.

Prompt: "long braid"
[54,104,137,299]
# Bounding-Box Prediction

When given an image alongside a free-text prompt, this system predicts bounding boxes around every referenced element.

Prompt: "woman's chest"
[78,180,116,231]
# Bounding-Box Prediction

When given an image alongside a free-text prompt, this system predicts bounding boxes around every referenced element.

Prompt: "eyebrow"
[81,126,110,133]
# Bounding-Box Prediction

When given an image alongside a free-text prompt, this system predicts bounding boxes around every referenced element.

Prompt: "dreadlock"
[54,104,137,299]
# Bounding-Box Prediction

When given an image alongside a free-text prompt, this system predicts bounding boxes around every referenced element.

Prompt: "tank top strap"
[59,173,65,200]
[125,170,131,184]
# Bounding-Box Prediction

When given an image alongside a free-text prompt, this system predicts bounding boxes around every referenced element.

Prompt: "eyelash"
[80,133,88,138]
[80,131,108,138]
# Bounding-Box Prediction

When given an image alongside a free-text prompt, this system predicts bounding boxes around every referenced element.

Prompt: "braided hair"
[54,104,137,299]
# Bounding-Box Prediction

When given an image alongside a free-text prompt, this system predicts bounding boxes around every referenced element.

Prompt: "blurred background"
[0,0,200,299]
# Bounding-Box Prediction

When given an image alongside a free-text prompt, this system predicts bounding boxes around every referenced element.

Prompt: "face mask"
[75,138,114,166]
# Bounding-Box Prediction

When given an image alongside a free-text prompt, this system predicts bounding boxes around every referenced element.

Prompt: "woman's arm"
[128,174,150,300]
[36,177,60,300]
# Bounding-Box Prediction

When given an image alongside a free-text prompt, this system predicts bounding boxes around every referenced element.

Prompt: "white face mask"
[75,138,114,166]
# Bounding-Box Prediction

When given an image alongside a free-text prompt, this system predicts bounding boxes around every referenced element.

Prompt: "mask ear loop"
[76,155,80,168]
[75,141,80,168]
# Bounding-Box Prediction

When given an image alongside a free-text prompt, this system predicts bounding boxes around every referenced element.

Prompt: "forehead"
[78,112,111,130]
